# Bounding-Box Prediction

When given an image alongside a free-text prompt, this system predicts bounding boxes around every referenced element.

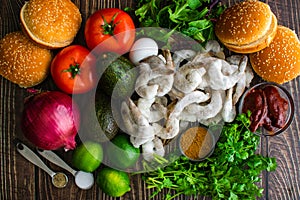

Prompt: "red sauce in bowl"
[242,85,289,133]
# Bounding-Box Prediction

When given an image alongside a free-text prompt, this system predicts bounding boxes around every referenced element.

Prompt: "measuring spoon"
[37,149,94,190]
[16,142,68,188]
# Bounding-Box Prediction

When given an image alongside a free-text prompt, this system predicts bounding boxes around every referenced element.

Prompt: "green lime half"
[107,133,140,169]
[72,141,103,172]
[96,167,131,197]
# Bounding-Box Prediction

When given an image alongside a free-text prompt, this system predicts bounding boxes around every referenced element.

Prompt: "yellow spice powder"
[180,126,214,160]
[52,172,67,188]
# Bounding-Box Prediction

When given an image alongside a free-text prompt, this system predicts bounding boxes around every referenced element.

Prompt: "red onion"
[21,91,80,150]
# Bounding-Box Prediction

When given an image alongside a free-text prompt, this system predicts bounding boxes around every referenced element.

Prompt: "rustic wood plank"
[0,0,36,199]
[264,0,300,199]
[0,83,35,200]
[1,0,300,199]
[266,81,300,199]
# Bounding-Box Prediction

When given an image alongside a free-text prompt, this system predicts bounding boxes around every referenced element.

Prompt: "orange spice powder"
[180,126,214,160]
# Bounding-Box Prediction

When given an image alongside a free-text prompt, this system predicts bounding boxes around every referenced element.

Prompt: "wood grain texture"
[1,0,299,200]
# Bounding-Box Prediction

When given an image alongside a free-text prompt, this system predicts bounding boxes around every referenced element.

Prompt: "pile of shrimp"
[121,40,254,161]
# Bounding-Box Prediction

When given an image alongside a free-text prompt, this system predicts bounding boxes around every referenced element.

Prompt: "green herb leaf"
[188,19,211,29]
[134,0,226,45]
[142,113,277,199]
[188,0,202,10]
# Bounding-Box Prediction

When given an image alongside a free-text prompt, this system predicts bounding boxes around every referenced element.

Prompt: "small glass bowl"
[179,126,216,161]
[239,82,294,136]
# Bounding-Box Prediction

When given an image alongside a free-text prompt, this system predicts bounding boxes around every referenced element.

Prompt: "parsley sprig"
[143,113,277,199]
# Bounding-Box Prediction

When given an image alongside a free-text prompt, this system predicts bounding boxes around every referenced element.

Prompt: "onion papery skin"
[21,91,80,150]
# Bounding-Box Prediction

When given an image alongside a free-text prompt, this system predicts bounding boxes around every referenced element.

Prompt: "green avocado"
[95,91,119,140]
[81,91,119,143]
[97,53,137,99]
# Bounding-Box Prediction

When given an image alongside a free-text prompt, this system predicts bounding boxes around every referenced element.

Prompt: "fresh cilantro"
[143,113,277,199]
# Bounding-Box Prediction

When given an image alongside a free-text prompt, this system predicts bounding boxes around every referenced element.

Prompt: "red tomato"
[51,45,97,94]
[84,8,136,55]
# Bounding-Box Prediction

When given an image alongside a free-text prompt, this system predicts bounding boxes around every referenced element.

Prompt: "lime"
[72,141,103,172]
[96,167,131,197]
[107,133,140,169]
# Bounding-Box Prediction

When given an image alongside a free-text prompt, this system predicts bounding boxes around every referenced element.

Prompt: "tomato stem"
[63,63,80,79]
[101,12,120,35]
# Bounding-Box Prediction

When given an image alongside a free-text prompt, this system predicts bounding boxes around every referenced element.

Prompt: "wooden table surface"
[1,0,299,199]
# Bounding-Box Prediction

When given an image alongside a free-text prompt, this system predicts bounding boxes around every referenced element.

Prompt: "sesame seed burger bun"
[20,0,82,49]
[215,0,277,54]
[249,26,300,84]
[0,32,52,87]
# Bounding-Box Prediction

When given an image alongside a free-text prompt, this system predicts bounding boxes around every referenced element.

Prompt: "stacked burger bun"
[0,0,82,87]
[215,0,300,84]
[215,0,277,54]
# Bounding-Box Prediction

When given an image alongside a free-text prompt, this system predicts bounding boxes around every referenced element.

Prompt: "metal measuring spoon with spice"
[16,142,68,188]
[37,149,94,190]
[179,126,215,161]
